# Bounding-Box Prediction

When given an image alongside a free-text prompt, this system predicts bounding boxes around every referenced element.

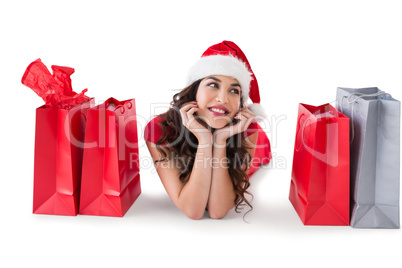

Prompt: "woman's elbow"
[208,207,230,219]
[182,207,205,220]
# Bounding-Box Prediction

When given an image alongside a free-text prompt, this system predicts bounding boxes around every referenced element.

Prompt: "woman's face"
[195,75,242,129]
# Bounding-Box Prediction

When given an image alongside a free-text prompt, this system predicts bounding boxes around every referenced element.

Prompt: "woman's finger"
[180,102,197,122]
[186,108,200,127]
[180,103,197,113]
[235,111,255,131]
[237,107,256,120]
[180,102,202,130]
[180,107,188,122]
[187,107,199,116]
[239,107,255,118]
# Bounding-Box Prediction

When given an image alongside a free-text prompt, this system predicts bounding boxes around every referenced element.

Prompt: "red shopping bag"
[79,98,141,217]
[22,58,93,215]
[32,102,92,215]
[289,103,350,225]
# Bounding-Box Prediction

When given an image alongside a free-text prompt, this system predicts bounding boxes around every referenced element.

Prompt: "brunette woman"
[144,41,271,220]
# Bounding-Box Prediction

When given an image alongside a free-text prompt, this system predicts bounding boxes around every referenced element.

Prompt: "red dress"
[144,116,271,177]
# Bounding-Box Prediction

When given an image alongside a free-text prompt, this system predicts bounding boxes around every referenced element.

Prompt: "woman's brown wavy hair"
[154,79,253,214]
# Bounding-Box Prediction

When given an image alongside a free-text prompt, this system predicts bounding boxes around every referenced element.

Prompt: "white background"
[1,0,401,267]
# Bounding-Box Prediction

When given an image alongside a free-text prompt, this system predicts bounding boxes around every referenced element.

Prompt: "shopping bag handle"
[113,101,133,114]
[346,90,390,104]
[339,90,390,113]
[339,91,391,144]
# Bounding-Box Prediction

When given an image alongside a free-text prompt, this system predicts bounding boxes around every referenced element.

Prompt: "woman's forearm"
[207,142,236,219]
[176,141,213,219]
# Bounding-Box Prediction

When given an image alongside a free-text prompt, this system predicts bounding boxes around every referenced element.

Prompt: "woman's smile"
[208,105,230,116]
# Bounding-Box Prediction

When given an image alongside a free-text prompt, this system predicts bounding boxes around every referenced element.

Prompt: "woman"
[144,41,271,220]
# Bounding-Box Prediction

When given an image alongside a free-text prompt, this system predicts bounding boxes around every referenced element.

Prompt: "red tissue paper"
[21,58,91,110]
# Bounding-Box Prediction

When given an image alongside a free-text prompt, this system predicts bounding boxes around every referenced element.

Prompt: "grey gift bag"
[336,87,400,228]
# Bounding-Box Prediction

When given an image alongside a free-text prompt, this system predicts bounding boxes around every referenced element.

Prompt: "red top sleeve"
[144,116,166,144]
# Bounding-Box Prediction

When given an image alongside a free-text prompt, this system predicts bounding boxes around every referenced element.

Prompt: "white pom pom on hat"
[185,40,266,120]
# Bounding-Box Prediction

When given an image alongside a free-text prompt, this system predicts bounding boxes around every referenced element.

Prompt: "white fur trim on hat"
[186,55,253,102]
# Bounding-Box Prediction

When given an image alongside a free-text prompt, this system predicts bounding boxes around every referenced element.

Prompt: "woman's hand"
[213,106,256,145]
[180,101,212,144]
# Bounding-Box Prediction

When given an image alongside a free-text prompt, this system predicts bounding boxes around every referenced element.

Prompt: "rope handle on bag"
[340,90,391,144]
[346,90,390,104]
[105,100,133,114]
[339,90,390,112]
[115,105,125,113]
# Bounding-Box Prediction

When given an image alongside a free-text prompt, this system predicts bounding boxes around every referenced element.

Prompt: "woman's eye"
[230,88,240,94]
[208,83,218,88]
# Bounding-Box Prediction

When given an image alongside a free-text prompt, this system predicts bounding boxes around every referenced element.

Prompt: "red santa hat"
[186,40,266,119]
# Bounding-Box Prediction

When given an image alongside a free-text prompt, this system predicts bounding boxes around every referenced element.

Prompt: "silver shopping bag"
[336,87,400,228]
